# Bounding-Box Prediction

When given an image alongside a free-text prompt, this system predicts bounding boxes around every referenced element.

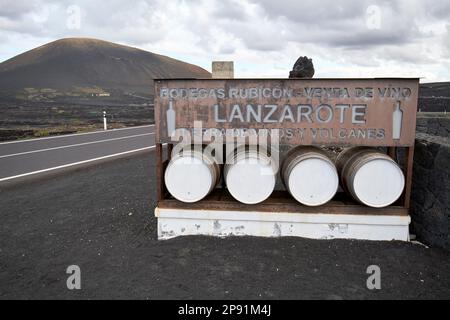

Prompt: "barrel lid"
[288,157,339,206]
[353,158,405,208]
[165,156,214,203]
[226,157,276,204]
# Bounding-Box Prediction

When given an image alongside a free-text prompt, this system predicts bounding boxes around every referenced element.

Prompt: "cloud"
[0,0,449,82]
[0,0,40,18]
[247,0,429,48]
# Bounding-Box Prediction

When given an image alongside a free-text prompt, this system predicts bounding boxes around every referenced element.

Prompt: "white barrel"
[336,147,405,208]
[165,146,220,203]
[224,146,278,204]
[281,146,339,206]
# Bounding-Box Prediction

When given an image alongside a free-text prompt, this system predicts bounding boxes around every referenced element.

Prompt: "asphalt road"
[0,125,155,182]
[1,151,449,299]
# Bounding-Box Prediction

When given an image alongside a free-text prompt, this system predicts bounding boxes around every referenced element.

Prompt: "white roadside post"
[103,111,107,130]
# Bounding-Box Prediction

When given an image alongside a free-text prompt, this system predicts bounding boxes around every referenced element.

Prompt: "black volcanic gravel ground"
[0,151,449,300]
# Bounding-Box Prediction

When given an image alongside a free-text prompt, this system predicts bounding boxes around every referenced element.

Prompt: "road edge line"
[0,146,156,182]
[0,124,155,145]
[0,133,155,159]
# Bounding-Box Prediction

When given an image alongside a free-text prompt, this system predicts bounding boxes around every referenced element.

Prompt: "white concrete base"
[155,207,411,242]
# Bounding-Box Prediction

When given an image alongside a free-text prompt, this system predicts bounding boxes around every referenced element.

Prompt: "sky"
[0,0,450,82]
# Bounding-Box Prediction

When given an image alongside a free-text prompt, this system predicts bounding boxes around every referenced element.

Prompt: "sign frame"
[155,78,419,147]
[153,77,418,216]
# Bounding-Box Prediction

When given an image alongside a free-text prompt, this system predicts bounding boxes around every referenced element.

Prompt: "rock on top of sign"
[289,56,315,78]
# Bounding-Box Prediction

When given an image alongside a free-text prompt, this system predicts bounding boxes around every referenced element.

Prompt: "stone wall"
[411,132,450,251]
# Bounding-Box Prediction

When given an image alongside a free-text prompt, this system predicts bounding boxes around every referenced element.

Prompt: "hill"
[0,38,210,97]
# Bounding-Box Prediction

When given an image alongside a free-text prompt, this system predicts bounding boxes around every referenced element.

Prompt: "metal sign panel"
[155,78,419,146]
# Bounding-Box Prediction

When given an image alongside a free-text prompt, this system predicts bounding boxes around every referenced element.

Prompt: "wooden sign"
[155,78,419,146]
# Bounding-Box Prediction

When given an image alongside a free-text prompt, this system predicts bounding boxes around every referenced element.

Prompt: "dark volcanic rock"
[411,133,450,251]
[418,82,450,112]
[289,56,315,78]
[416,114,450,137]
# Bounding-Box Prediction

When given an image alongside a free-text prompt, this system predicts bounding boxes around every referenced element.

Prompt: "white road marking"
[0,124,155,145]
[0,133,155,159]
[0,146,159,182]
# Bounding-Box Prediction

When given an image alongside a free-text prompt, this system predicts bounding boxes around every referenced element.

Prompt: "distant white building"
[91,92,111,97]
